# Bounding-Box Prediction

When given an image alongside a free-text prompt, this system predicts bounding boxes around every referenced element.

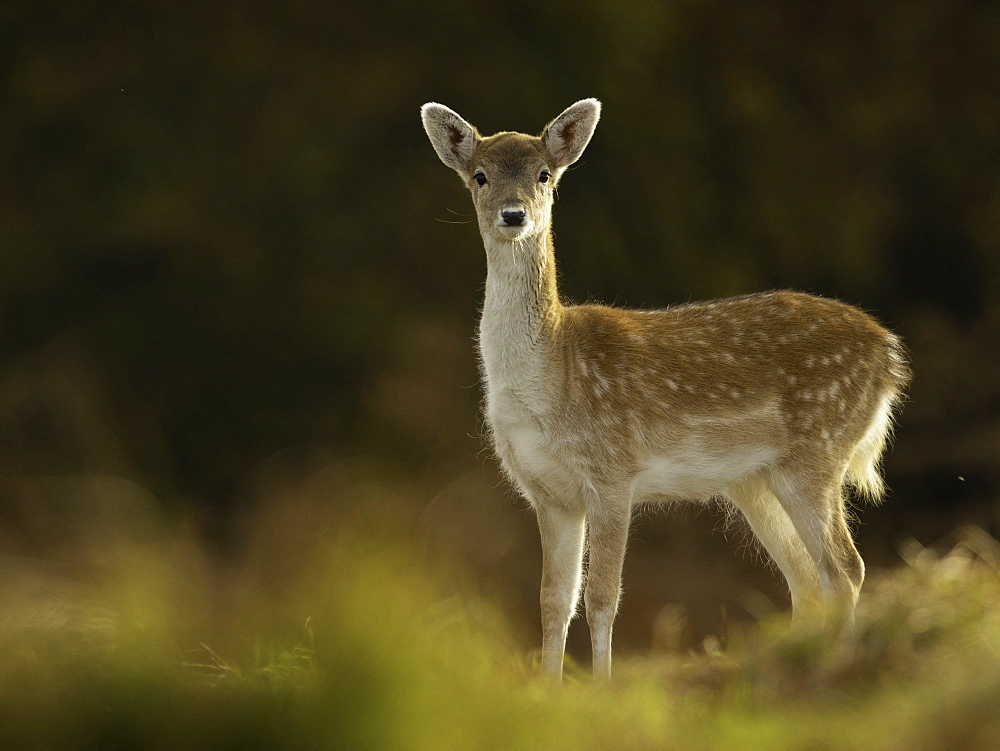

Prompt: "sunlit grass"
[2,489,1000,749]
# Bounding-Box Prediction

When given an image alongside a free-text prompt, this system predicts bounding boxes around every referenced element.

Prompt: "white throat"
[478,229,561,395]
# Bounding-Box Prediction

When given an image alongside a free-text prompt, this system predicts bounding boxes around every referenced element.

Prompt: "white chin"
[497,223,532,239]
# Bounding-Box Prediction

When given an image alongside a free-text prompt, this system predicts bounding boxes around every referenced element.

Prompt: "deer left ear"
[542,98,601,169]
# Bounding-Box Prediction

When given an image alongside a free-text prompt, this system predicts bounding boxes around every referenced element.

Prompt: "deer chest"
[486,389,590,509]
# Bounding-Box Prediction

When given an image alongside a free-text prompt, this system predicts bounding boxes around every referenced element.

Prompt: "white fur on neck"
[478,230,561,407]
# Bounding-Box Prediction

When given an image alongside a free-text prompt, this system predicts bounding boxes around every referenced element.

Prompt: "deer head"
[421,99,601,244]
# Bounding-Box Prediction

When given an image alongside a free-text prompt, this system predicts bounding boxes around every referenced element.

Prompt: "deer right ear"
[421,103,479,173]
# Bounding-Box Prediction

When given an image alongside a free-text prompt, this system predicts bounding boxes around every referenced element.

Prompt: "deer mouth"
[497,220,534,239]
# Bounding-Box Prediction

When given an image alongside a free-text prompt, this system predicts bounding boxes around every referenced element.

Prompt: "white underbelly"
[631,441,778,502]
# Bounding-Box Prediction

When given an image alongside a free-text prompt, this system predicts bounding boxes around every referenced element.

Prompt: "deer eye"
[539,171,551,183]
[474,173,487,187]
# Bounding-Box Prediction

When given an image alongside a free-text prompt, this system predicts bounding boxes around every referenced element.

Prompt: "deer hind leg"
[536,503,587,679]
[584,499,630,680]
[726,480,822,618]
[767,469,865,626]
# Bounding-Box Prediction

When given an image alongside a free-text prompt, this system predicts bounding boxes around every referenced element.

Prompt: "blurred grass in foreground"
[2,486,1000,750]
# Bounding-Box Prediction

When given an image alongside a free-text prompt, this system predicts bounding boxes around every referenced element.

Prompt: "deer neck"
[479,228,564,395]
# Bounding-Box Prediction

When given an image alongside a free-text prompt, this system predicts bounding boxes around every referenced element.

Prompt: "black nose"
[501,208,526,226]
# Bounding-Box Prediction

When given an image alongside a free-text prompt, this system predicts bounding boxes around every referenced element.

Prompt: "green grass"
[3,499,1000,750]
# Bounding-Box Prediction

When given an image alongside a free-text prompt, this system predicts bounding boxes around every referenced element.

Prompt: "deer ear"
[542,98,601,168]
[421,103,480,173]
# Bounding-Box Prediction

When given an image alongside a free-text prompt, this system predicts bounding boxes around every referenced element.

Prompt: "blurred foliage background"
[2,0,999,656]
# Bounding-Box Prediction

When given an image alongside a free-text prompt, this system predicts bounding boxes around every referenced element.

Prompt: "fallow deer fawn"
[421,99,910,680]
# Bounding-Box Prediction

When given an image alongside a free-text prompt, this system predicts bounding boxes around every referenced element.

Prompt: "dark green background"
[3,0,998,650]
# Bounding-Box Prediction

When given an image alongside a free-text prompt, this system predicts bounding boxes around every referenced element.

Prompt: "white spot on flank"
[667,379,679,391]
[593,370,610,394]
